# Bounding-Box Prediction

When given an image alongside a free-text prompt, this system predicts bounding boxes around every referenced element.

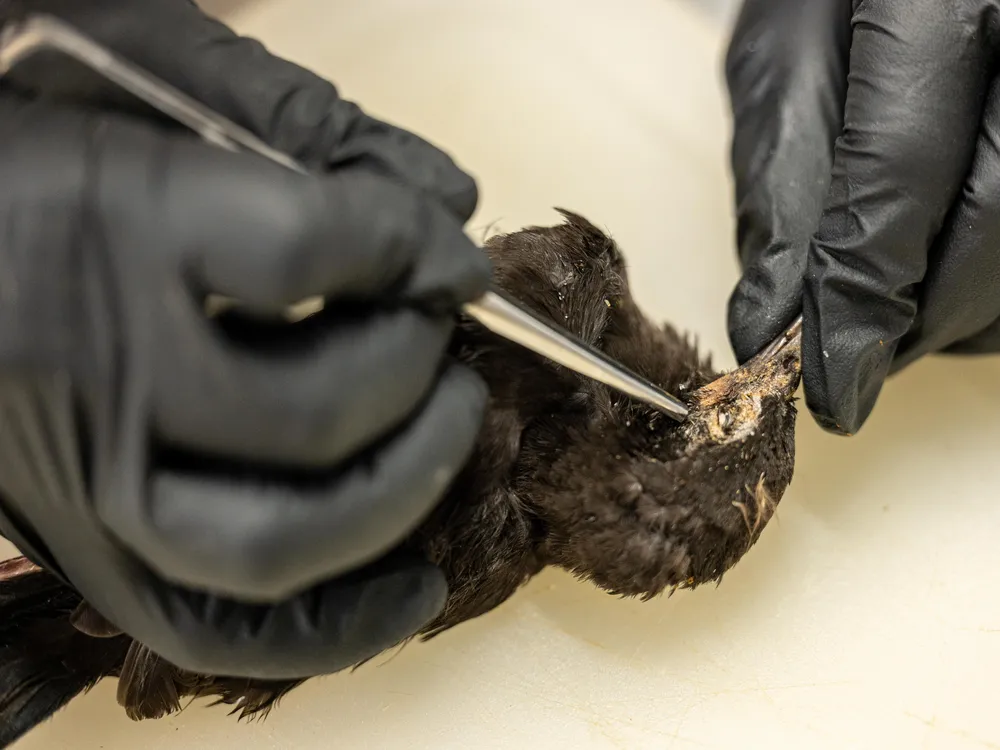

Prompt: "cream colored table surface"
[9,1,1000,748]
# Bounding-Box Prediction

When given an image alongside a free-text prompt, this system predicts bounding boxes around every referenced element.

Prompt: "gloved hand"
[725,0,1000,435]
[0,0,490,678]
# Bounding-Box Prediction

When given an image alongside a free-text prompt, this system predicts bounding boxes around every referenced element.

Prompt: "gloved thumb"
[724,0,851,363]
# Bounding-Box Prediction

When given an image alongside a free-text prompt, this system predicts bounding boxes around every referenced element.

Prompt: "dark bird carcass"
[0,210,801,746]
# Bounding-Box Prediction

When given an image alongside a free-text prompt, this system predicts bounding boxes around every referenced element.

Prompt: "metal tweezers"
[0,15,797,423]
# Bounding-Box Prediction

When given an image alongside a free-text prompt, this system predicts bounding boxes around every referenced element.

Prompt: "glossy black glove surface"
[726,0,1000,435]
[0,0,490,678]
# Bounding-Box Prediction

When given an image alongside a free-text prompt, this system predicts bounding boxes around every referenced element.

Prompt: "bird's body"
[0,210,800,746]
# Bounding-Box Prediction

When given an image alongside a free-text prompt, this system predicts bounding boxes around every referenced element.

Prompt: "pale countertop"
[8,1,1000,748]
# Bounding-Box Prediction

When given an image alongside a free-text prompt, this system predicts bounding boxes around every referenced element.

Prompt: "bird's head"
[532,321,801,599]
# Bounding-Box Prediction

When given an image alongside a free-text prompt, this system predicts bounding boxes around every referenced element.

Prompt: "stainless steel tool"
[757,315,803,361]
[0,13,693,420]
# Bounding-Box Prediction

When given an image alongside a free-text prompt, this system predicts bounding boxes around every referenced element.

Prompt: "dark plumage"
[0,210,801,747]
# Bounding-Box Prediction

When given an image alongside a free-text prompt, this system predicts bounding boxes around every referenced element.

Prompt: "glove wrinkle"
[726,0,1000,433]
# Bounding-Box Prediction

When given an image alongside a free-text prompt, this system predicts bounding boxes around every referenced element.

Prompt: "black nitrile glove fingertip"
[800,314,894,436]
[433,362,490,449]
[805,393,869,437]
[331,553,449,649]
[436,167,479,223]
[309,554,449,670]
[408,229,493,314]
[386,558,450,635]
[150,554,450,678]
[387,128,479,222]
[809,408,852,436]
[727,263,803,365]
[800,332,856,436]
[727,282,781,364]
[346,119,480,223]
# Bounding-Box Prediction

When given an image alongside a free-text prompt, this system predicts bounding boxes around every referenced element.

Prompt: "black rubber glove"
[725,0,1000,435]
[0,0,490,678]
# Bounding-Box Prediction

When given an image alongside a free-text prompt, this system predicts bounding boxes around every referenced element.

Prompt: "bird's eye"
[718,411,732,430]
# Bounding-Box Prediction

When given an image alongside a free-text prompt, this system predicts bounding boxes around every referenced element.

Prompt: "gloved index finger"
[3,0,478,220]
[149,132,490,309]
[801,0,993,434]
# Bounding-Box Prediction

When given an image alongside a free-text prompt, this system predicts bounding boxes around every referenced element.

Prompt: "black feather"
[0,209,800,745]
[0,562,128,747]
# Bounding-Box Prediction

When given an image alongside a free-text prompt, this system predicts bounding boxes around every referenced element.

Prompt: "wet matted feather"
[0,210,800,745]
